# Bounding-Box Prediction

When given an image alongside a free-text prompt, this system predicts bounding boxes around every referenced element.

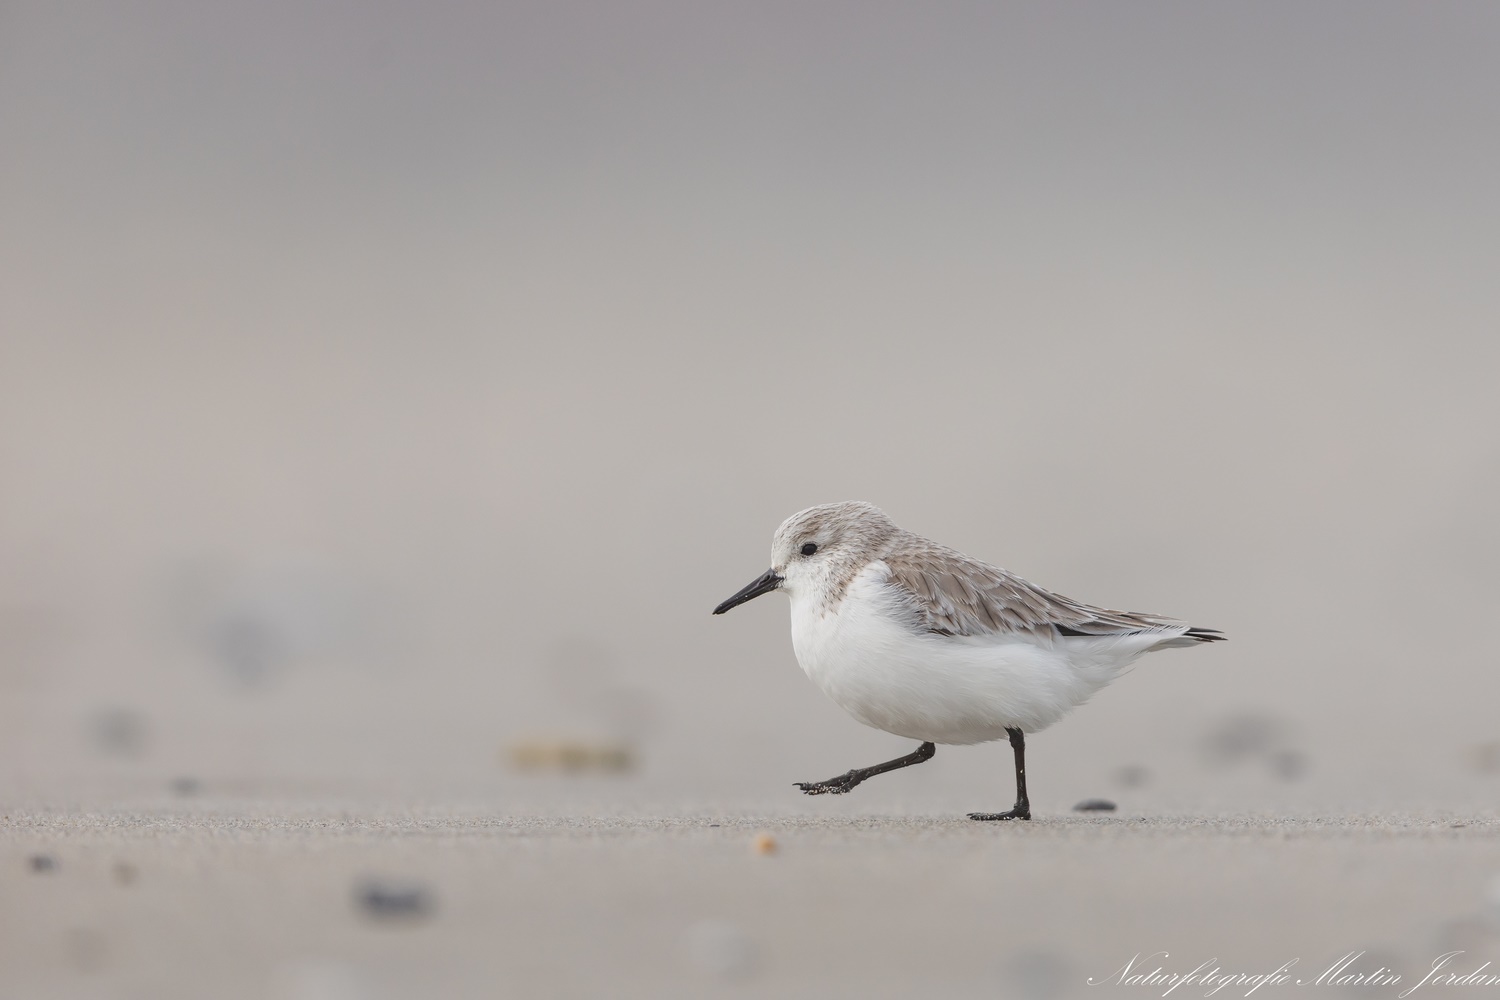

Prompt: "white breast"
[787,562,1154,745]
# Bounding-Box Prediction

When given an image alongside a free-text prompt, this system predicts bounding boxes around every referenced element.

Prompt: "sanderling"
[712,501,1223,820]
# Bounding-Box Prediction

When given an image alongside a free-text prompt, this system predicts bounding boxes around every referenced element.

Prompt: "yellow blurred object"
[507,738,634,774]
[750,832,777,856]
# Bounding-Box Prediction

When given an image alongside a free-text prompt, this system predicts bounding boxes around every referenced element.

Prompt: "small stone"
[170,777,202,797]
[1073,799,1116,812]
[28,853,57,872]
[750,832,777,855]
[354,879,433,921]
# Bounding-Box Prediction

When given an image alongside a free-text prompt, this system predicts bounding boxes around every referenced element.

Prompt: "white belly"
[788,567,1153,745]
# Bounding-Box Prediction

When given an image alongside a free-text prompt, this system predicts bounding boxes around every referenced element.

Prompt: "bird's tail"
[1149,626,1226,649]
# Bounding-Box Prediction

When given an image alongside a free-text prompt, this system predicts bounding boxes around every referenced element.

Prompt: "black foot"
[971,728,1033,821]
[968,807,1031,821]
[794,743,936,797]
[795,771,864,795]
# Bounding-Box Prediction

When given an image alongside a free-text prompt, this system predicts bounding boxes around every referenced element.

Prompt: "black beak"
[713,568,783,615]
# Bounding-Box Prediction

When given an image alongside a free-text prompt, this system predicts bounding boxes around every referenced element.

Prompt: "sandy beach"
[5,796,1500,999]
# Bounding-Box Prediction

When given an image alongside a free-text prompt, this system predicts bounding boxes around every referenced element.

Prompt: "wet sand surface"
[5,802,1499,999]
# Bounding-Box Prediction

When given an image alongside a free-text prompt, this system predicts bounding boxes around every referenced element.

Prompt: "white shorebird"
[712,501,1223,820]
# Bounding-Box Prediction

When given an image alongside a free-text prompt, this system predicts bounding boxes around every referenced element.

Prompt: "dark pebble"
[28,853,57,872]
[355,879,433,921]
[169,777,202,797]
[90,708,148,758]
[1073,799,1117,812]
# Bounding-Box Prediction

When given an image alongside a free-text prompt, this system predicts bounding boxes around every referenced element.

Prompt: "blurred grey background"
[2,0,1498,813]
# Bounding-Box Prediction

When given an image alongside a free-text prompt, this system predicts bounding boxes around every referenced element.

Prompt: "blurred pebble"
[28,853,57,873]
[112,862,138,886]
[1006,950,1071,1000]
[1073,799,1116,812]
[507,738,634,774]
[683,919,758,980]
[89,708,148,758]
[1269,750,1308,781]
[354,879,433,922]
[1112,764,1150,788]
[750,832,777,855]
[170,776,202,797]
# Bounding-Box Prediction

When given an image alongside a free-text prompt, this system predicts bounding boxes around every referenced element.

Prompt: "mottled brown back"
[881,534,1212,641]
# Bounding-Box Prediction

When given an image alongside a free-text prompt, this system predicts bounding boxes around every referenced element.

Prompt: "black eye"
[800,542,818,556]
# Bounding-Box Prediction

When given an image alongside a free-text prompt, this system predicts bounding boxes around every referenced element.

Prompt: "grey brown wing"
[881,545,1214,641]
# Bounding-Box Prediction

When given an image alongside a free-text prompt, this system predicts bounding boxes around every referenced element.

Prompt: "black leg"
[797,742,936,795]
[969,727,1031,821]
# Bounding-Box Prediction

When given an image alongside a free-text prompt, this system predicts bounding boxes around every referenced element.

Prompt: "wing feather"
[881,539,1196,640]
